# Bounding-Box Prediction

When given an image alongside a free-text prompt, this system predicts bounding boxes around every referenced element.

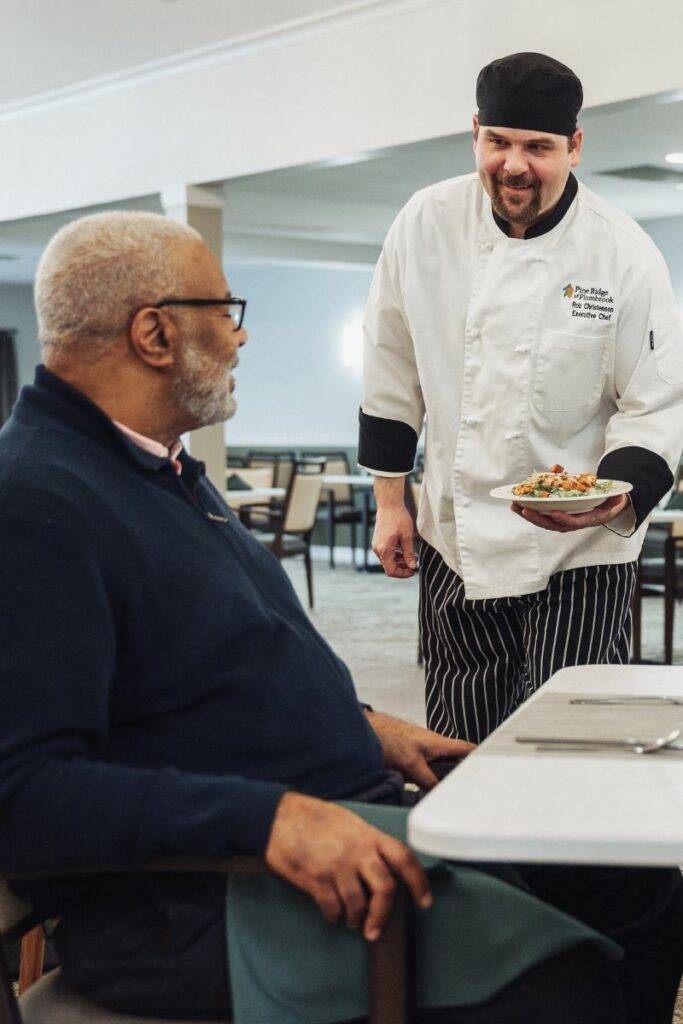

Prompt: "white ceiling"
[0,0,356,105]
[0,77,681,286]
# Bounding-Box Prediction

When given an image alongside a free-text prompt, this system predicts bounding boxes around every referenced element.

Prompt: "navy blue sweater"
[0,368,390,892]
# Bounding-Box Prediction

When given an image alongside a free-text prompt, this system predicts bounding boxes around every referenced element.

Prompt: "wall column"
[160,183,227,492]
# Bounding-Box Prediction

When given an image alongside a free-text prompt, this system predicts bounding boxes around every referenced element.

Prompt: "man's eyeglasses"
[154,297,247,330]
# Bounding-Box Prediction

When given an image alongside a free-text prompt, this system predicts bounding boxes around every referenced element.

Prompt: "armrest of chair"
[4,856,266,883]
[5,858,410,1023]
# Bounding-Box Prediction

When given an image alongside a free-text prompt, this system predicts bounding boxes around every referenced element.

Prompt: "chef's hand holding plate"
[511,493,630,533]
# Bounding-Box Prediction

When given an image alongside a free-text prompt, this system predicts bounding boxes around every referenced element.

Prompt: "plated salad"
[512,464,613,500]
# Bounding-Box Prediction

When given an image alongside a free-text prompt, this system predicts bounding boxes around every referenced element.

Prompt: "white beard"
[173,339,237,427]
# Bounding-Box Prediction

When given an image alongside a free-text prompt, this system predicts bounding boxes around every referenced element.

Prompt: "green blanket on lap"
[225,800,621,1024]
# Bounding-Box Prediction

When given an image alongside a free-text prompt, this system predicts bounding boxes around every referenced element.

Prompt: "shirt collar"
[113,421,183,476]
[491,172,578,240]
[26,366,204,480]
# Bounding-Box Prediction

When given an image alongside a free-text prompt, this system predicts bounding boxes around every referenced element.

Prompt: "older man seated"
[1,213,682,1024]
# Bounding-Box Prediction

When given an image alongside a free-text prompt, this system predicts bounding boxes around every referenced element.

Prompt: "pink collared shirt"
[114,421,183,476]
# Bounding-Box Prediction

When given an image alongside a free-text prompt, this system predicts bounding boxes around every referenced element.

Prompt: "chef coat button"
[461,497,471,507]
[482,242,494,252]
[469,328,480,340]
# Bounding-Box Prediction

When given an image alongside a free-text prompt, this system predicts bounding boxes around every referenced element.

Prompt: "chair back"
[247,453,295,492]
[283,462,324,534]
[273,459,295,492]
[231,466,274,489]
[302,451,352,504]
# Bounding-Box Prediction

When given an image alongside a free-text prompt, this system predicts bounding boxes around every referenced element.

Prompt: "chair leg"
[304,549,314,610]
[665,536,675,665]
[18,925,45,995]
[368,884,410,1024]
[328,492,335,569]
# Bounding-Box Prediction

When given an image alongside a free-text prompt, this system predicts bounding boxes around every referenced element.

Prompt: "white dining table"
[224,486,285,509]
[409,664,683,867]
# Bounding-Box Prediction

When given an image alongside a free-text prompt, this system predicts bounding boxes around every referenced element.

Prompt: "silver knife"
[569,697,683,706]
[515,734,683,750]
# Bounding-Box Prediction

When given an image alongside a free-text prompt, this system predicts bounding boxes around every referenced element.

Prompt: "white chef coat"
[360,173,683,599]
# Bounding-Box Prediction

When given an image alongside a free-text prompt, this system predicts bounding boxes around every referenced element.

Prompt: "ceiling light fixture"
[665,153,683,164]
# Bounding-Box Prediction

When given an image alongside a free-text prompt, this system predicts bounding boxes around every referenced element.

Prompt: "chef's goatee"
[476,52,583,136]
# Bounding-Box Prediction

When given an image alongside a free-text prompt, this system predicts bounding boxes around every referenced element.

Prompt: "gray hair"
[35,211,203,355]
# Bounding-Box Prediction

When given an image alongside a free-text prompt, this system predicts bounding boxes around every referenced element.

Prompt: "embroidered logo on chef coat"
[563,282,615,322]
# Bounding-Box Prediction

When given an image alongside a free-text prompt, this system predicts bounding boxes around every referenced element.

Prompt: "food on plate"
[512,464,613,499]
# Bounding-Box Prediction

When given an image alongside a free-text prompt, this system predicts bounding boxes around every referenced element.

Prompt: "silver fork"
[516,728,681,755]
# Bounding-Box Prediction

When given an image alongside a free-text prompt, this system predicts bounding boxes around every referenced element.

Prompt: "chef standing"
[359,52,683,742]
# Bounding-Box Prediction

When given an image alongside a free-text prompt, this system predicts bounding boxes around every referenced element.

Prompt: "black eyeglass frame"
[153,297,247,330]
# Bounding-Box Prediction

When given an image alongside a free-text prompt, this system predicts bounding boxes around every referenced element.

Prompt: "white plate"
[490,480,633,515]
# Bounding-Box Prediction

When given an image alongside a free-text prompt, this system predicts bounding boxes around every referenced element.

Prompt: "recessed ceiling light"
[665,153,683,164]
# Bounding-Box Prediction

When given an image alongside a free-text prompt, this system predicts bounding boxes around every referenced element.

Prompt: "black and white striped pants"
[419,541,637,743]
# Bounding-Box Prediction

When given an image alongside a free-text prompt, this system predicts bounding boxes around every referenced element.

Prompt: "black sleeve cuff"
[597,446,674,532]
[358,409,418,473]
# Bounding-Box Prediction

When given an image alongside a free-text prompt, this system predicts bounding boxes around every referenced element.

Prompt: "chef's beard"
[173,338,237,427]
[490,174,542,226]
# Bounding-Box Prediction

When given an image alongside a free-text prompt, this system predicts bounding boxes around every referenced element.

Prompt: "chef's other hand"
[372,505,418,577]
[511,493,630,533]
[265,792,432,941]
[366,710,476,789]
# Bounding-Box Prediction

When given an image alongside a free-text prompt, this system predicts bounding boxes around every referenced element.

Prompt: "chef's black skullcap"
[476,52,583,136]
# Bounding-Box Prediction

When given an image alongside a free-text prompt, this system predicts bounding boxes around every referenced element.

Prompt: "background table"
[321,474,377,570]
[409,664,683,867]
[225,487,285,509]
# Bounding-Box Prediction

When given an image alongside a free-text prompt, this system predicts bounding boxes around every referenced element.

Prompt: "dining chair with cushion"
[240,459,324,609]
[246,451,296,492]
[1,861,409,1024]
[301,451,365,568]
[632,474,683,665]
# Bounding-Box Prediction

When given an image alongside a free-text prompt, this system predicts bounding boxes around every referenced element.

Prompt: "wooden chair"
[302,451,364,568]
[1,859,410,1024]
[632,526,683,664]
[246,451,296,492]
[240,460,324,609]
[632,475,683,664]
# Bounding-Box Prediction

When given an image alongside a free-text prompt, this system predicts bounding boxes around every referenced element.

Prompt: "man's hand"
[264,792,432,941]
[511,493,630,534]
[366,710,475,789]
[372,506,418,577]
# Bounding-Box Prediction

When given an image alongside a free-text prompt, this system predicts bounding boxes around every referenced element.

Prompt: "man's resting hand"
[265,792,432,941]
[367,710,475,789]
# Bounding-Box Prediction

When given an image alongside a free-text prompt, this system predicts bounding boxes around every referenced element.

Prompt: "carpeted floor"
[284,556,683,724]
[285,557,683,1021]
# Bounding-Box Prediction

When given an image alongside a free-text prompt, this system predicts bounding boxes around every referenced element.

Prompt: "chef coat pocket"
[651,312,683,385]
[533,330,609,412]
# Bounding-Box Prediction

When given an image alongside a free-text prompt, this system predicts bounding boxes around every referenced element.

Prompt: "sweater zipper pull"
[207,512,228,523]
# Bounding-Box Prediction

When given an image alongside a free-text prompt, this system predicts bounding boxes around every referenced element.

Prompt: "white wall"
[2,0,682,221]
[640,216,683,306]
[0,284,39,389]
[225,262,372,446]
